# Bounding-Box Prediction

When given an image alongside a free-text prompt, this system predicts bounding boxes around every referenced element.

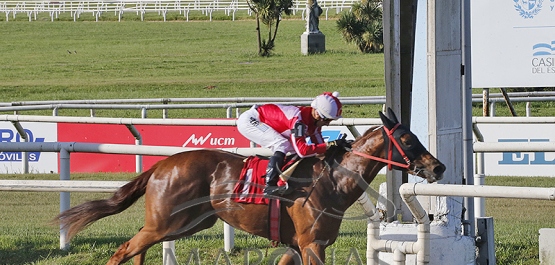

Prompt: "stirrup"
[264,184,288,196]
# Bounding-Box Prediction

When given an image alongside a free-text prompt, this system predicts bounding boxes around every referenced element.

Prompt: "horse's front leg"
[133,252,146,265]
[300,242,326,265]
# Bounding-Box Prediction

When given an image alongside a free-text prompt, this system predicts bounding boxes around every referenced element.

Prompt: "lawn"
[0,17,553,265]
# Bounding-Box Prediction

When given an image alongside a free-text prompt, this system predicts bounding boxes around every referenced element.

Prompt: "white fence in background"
[0,96,386,118]
[2,92,554,118]
[0,0,359,21]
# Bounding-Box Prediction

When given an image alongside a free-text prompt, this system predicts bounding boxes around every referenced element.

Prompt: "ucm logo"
[182,133,236,147]
[498,138,555,165]
[0,129,45,162]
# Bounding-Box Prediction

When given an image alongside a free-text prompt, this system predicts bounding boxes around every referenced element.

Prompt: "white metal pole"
[401,183,555,201]
[141,107,147,118]
[393,248,405,264]
[461,0,475,238]
[474,151,486,218]
[367,220,380,265]
[22,136,28,174]
[416,223,430,265]
[11,122,29,174]
[59,148,71,250]
[224,110,235,252]
[135,138,142,173]
[224,222,235,252]
[162,241,177,265]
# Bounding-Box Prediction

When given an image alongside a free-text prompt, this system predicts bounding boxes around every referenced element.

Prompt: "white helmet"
[310,91,343,120]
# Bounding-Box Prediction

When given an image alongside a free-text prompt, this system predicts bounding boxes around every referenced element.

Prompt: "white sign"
[0,122,58,173]
[474,123,555,176]
[471,0,555,88]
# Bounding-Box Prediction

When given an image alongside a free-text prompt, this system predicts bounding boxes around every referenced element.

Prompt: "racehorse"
[55,108,445,265]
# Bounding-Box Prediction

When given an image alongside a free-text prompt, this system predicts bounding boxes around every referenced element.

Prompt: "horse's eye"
[401,134,413,148]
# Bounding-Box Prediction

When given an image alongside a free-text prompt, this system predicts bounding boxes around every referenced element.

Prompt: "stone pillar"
[301,0,325,54]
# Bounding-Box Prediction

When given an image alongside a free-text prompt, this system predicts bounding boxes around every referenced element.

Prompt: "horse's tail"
[53,165,157,241]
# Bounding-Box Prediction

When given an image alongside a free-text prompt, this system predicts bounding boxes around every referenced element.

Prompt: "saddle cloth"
[231,155,296,205]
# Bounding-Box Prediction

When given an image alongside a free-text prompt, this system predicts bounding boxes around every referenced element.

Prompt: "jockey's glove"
[327,138,350,149]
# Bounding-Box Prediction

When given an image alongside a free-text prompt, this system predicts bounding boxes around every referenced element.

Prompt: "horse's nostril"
[434,165,446,175]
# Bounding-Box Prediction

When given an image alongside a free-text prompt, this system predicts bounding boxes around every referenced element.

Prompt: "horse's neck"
[332,131,386,207]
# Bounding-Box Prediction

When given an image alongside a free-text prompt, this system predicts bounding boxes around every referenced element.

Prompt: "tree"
[336,0,383,53]
[247,0,293,56]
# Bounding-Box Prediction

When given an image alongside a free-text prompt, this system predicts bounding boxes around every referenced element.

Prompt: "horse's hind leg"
[106,228,164,265]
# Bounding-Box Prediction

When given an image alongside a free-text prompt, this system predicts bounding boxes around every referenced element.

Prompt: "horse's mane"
[322,125,383,161]
[354,125,383,142]
[363,125,383,136]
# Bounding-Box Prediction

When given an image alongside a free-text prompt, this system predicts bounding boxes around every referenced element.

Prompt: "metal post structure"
[383,0,418,223]
[59,147,71,250]
[461,0,475,237]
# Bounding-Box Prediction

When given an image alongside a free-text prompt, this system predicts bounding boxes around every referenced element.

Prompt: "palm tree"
[247,0,293,56]
[336,0,383,53]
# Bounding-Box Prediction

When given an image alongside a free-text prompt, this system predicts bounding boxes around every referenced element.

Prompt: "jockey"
[237,91,348,196]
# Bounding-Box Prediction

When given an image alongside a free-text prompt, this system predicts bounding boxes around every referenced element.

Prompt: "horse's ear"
[379,110,395,129]
[386,107,400,124]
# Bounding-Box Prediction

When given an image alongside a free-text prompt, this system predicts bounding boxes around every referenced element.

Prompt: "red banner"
[57,123,251,172]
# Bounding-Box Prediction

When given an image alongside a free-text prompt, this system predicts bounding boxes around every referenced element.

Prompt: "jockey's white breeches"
[237,106,294,154]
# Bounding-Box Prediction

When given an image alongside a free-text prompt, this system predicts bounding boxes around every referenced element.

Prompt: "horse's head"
[349,108,445,183]
[377,107,445,183]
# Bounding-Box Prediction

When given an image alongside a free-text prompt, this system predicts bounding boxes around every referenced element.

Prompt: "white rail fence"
[2,93,553,118]
[365,183,555,265]
[0,142,270,264]
[0,0,359,21]
[0,116,381,264]
[1,114,555,264]
[0,96,385,119]
[0,114,380,173]
[2,139,554,264]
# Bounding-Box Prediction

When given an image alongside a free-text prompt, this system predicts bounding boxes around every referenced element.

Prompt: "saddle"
[232,155,300,205]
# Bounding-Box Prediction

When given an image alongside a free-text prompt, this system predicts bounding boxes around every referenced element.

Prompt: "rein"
[351,124,412,170]
[303,125,413,207]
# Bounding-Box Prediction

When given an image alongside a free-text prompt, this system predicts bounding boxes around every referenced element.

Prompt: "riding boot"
[263,151,286,196]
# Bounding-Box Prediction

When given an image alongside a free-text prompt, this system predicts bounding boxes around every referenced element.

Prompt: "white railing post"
[474,151,486,218]
[162,241,177,265]
[224,108,235,252]
[11,121,29,174]
[136,138,142,173]
[59,147,71,250]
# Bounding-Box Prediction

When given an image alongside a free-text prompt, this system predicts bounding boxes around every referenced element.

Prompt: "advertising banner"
[471,0,555,87]
[57,123,252,172]
[475,123,555,176]
[2,121,553,176]
[0,122,58,173]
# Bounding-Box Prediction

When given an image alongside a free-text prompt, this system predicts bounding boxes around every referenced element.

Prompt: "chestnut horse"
[55,108,445,265]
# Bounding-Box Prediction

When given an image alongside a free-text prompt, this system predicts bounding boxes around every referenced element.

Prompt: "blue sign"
[306,130,343,144]
[0,129,45,162]
[498,138,555,165]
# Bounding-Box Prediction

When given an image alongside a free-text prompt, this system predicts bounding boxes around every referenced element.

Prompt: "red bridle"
[351,124,412,170]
